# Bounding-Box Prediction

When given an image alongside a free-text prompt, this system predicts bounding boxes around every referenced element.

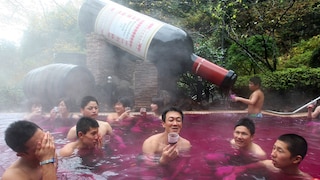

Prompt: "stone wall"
[86,33,159,111]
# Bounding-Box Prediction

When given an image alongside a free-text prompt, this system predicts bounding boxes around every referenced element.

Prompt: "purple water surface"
[0,113,319,179]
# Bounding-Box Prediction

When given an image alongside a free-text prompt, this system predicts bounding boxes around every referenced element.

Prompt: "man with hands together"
[3,120,57,180]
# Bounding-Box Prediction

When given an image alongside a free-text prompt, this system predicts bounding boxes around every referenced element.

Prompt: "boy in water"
[216,133,313,180]
[59,117,102,157]
[66,96,112,141]
[206,117,266,165]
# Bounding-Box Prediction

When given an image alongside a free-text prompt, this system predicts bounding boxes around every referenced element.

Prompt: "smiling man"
[59,117,102,157]
[216,133,313,180]
[230,117,266,162]
[142,106,191,165]
[205,117,266,166]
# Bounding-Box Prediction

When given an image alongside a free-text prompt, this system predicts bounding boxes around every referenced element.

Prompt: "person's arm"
[36,132,57,180]
[215,160,268,178]
[66,126,77,140]
[234,92,258,105]
[58,143,74,157]
[308,105,320,119]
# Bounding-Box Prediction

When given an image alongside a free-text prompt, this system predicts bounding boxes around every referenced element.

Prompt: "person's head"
[80,96,99,119]
[249,76,261,90]
[57,97,72,114]
[27,98,42,113]
[114,97,131,114]
[76,117,100,148]
[233,117,255,148]
[5,120,43,158]
[150,97,164,114]
[161,107,184,134]
[271,134,308,169]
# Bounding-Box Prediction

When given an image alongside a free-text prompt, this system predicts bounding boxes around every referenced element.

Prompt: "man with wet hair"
[59,117,101,157]
[206,117,266,165]
[231,76,264,118]
[142,106,191,165]
[3,120,57,180]
[66,95,112,141]
[216,133,313,179]
[230,117,266,161]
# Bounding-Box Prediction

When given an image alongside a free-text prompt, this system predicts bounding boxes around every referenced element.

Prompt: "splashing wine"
[78,0,237,89]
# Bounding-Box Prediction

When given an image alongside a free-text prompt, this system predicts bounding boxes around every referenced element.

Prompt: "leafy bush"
[233,67,320,93]
[280,35,320,68]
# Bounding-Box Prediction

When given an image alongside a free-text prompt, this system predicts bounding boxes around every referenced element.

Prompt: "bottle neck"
[191,54,237,89]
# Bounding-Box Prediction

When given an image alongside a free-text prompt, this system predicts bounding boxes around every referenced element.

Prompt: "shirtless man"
[307,102,320,119]
[217,133,313,180]
[67,96,112,140]
[3,120,57,180]
[206,117,266,165]
[142,106,191,165]
[59,117,102,157]
[232,76,264,118]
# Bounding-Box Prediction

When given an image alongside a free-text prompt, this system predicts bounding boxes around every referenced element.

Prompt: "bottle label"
[95,0,164,60]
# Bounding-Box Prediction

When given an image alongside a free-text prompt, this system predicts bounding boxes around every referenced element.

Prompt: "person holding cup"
[106,97,134,124]
[142,106,191,166]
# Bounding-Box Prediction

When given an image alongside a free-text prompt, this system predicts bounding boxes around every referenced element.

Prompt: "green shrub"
[233,67,320,93]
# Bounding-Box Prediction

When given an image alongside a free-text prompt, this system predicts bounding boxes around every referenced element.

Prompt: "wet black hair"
[249,76,262,86]
[117,97,132,108]
[234,117,255,135]
[76,117,99,138]
[81,96,99,109]
[5,120,41,153]
[161,106,184,123]
[278,133,308,159]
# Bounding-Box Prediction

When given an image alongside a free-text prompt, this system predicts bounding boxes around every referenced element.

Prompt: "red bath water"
[0,112,319,179]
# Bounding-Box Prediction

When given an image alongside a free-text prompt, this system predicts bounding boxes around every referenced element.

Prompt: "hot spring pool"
[0,112,319,179]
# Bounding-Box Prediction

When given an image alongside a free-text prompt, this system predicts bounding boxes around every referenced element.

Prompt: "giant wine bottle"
[78,0,237,89]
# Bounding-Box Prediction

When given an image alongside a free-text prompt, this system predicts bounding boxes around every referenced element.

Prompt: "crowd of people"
[2,76,319,179]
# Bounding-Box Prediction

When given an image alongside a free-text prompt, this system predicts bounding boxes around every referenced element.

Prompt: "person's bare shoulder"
[142,134,161,154]
[66,125,77,140]
[97,120,113,133]
[252,143,267,159]
[59,142,77,157]
[2,166,29,180]
[180,136,191,148]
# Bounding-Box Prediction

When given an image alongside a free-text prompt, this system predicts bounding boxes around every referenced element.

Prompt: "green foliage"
[233,67,320,93]
[20,3,84,62]
[309,47,320,68]
[226,35,278,75]
[280,35,320,68]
